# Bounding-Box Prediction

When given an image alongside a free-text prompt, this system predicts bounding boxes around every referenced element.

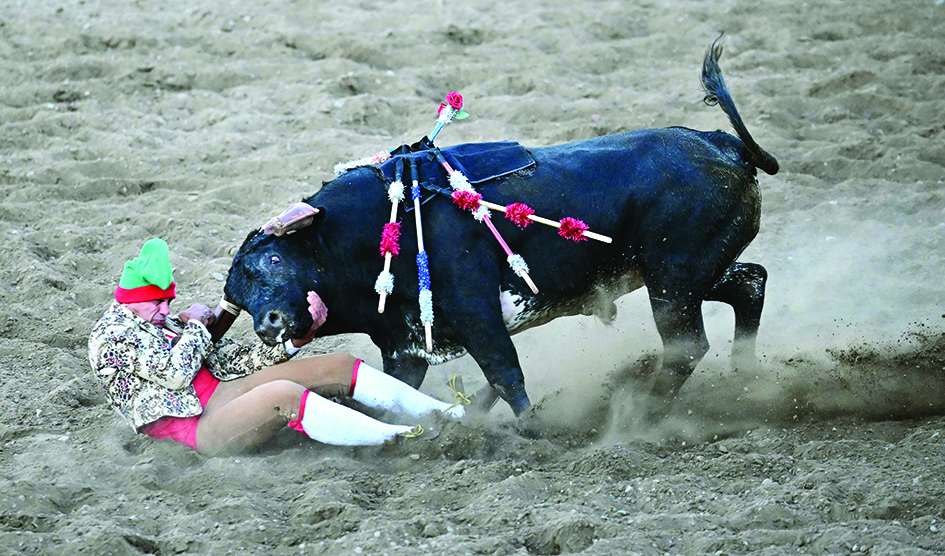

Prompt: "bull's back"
[524,127,754,196]
[489,128,755,239]
[460,127,762,315]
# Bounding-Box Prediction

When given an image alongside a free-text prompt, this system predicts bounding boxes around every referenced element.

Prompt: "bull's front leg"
[429,236,542,434]
[459,323,544,438]
[467,332,530,417]
[465,333,545,439]
[439,295,531,415]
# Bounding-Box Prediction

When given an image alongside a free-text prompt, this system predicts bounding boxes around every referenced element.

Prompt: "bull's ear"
[263,202,321,236]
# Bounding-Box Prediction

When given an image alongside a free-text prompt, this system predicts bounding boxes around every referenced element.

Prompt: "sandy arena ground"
[1,0,944,554]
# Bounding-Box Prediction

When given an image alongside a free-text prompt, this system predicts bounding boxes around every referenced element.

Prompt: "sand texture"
[1,0,944,554]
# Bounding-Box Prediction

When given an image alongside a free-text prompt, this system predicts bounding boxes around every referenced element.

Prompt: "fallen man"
[88,238,463,456]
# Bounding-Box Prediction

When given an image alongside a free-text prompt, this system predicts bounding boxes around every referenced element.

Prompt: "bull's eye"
[270,255,281,265]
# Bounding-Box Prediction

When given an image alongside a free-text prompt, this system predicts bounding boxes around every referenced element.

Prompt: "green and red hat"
[114,238,177,303]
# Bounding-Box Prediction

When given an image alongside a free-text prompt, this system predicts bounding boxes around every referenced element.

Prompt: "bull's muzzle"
[255,310,287,344]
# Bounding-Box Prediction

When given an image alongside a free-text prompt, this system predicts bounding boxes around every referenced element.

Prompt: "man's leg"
[195,379,307,455]
[351,361,465,419]
[204,352,358,412]
[207,352,463,422]
[195,352,461,455]
[195,379,416,455]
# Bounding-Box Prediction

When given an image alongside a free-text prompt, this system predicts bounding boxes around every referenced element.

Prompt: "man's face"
[125,298,172,327]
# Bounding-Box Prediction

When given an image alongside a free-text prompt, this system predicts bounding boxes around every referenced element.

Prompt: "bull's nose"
[255,310,285,342]
[265,311,283,328]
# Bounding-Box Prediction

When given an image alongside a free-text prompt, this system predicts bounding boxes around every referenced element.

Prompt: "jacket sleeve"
[121,322,213,390]
[203,338,293,381]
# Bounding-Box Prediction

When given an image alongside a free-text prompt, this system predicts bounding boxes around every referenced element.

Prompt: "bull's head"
[224,203,326,346]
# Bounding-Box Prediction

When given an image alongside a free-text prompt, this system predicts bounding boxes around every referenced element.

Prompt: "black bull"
[224,41,778,421]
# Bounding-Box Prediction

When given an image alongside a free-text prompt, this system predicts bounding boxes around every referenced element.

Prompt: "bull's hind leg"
[703,262,767,369]
[646,295,710,421]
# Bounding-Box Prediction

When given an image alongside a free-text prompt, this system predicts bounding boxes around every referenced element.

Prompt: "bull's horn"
[263,203,320,236]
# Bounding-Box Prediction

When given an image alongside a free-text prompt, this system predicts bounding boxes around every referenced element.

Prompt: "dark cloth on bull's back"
[377,137,536,204]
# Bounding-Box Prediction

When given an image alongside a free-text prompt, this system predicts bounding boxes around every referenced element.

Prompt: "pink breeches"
[140,367,220,451]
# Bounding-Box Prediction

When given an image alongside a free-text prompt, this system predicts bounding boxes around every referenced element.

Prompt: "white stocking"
[352,362,465,419]
[289,391,416,446]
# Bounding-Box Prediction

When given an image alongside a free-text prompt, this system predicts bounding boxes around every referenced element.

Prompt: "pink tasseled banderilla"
[376,164,406,313]
[376,220,402,313]
[449,192,612,244]
[443,164,538,294]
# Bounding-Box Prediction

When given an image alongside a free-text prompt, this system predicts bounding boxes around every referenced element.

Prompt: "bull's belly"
[501,269,646,334]
[399,269,646,366]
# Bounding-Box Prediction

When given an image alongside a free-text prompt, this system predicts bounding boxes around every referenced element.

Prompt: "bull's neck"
[305,173,393,338]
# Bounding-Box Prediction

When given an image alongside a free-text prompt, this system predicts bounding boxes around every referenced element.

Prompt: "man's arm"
[90,318,212,391]
[207,300,239,342]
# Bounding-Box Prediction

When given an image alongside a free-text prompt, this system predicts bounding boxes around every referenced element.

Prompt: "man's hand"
[179,304,216,328]
[291,291,328,348]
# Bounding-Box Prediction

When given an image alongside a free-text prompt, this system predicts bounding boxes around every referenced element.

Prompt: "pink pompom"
[558,217,589,242]
[452,190,482,211]
[379,222,401,256]
[504,203,534,228]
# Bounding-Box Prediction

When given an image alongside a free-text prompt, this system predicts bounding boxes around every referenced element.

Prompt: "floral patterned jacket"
[88,301,295,431]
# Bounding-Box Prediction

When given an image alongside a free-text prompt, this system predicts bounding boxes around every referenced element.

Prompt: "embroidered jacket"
[88,301,295,431]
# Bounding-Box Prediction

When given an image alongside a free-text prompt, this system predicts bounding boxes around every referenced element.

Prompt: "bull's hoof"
[515,412,545,440]
[470,384,500,416]
[641,394,675,428]
[643,410,667,428]
[506,388,533,418]
[731,353,761,374]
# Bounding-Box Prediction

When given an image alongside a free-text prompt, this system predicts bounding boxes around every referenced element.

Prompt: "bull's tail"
[701,36,779,175]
